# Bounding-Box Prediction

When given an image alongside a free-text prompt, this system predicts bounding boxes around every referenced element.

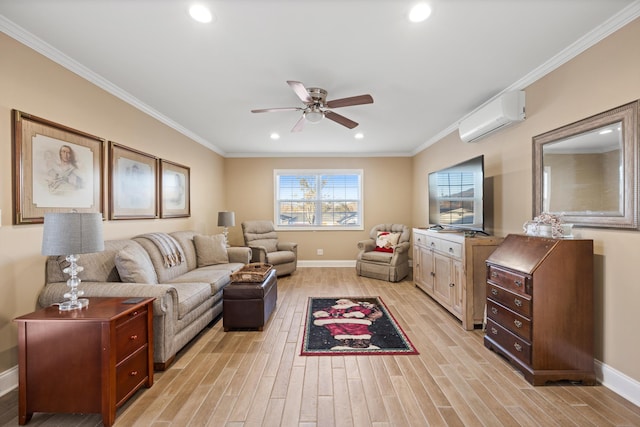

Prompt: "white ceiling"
[1,0,639,157]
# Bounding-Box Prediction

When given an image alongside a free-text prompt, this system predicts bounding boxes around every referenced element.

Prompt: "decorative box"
[230,263,274,283]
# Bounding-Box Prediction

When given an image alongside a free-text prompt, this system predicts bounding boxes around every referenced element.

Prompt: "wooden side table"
[14,297,154,426]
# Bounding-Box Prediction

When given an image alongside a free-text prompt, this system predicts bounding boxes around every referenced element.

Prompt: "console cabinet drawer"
[487,282,532,317]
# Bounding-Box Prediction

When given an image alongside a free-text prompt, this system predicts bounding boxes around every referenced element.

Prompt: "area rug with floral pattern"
[300,296,419,356]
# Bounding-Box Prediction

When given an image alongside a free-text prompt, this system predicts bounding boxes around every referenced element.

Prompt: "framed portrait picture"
[12,110,105,225]
[109,142,158,220]
[160,159,190,218]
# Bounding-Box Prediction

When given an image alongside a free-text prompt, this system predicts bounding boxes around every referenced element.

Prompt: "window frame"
[273,169,364,231]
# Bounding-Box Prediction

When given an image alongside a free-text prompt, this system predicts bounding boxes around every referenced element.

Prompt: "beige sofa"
[38,230,251,370]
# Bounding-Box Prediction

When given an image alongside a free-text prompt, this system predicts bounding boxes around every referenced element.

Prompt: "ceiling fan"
[251,80,374,132]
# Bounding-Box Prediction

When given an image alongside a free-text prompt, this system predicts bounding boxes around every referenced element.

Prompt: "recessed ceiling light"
[189,4,213,23]
[354,133,364,140]
[270,133,280,140]
[409,3,432,23]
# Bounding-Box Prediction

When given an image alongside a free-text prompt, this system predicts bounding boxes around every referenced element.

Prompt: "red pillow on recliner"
[374,231,400,253]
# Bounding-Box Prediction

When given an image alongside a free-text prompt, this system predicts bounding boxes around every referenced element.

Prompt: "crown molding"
[0,15,225,156]
[411,0,640,156]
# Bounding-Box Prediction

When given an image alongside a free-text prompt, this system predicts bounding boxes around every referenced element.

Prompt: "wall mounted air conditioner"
[458,91,526,143]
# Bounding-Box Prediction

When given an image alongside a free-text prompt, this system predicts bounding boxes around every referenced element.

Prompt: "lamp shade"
[217,211,235,227]
[41,212,105,255]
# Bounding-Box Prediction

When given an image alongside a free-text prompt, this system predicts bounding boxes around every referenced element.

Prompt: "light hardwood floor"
[2,267,640,426]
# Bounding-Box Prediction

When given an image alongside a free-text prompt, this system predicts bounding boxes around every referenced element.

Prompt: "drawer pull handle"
[491,307,498,315]
[449,282,455,287]
[514,298,522,307]
[514,280,523,287]
[491,271,498,278]
[448,247,454,253]
[514,320,523,328]
[430,272,435,277]
[131,311,139,316]
[514,343,523,352]
[430,242,436,247]
[129,334,138,341]
[491,289,498,296]
[129,370,139,377]
[491,327,498,335]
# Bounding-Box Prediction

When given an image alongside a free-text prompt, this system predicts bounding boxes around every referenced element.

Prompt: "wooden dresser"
[484,234,595,385]
[413,228,502,330]
[15,297,154,426]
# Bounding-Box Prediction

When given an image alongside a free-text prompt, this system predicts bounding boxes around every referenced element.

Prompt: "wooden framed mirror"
[533,100,639,229]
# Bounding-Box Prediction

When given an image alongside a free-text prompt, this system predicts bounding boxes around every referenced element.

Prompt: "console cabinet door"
[433,252,453,306]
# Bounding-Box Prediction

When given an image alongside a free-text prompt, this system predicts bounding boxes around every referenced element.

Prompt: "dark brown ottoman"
[223,268,277,331]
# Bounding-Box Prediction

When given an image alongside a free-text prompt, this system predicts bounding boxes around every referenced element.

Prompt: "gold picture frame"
[12,110,105,225]
[160,159,190,218]
[109,142,158,220]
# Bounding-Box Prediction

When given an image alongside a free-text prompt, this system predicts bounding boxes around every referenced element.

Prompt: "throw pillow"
[115,243,158,284]
[374,231,400,253]
[194,234,229,267]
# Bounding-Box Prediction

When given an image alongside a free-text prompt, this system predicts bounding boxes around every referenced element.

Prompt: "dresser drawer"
[116,310,149,363]
[487,264,531,296]
[116,346,150,406]
[486,319,532,365]
[436,240,462,259]
[487,282,532,317]
[486,299,532,340]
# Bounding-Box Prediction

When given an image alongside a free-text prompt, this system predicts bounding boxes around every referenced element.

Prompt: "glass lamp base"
[58,298,90,311]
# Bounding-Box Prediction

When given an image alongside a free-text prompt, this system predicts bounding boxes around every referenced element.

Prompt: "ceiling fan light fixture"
[304,110,324,123]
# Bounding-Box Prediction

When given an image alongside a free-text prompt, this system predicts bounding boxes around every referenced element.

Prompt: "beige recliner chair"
[242,220,298,277]
[356,223,410,282]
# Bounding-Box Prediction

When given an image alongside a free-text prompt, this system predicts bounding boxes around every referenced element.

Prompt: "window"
[274,169,363,230]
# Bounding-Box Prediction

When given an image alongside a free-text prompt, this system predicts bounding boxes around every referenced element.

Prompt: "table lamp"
[41,212,104,311]
[217,211,235,247]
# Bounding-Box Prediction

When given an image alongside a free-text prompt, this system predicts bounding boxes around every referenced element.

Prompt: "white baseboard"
[0,365,18,398]
[595,359,640,407]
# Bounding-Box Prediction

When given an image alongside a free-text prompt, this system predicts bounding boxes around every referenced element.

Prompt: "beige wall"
[2,15,640,392]
[0,34,226,373]
[413,18,640,383]
[225,157,413,260]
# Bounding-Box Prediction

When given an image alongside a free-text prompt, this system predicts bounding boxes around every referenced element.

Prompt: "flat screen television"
[428,155,486,233]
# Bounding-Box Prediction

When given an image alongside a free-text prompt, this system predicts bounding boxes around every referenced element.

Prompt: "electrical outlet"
[317,249,323,256]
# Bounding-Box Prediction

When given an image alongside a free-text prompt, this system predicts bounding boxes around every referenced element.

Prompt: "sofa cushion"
[167,267,232,296]
[361,251,394,263]
[115,243,158,284]
[194,234,229,267]
[375,231,400,253]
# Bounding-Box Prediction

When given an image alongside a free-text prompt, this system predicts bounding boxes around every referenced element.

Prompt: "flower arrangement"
[523,212,565,238]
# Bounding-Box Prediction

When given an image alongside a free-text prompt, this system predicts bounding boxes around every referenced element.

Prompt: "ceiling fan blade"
[287,80,313,104]
[291,115,306,132]
[325,111,359,129]
[251,107,303,113]
[326,94,373,109]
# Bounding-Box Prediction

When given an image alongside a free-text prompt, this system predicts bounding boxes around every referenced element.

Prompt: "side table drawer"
[116,346,150,406]
[486,319,532,365]
[116,310,149,363]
